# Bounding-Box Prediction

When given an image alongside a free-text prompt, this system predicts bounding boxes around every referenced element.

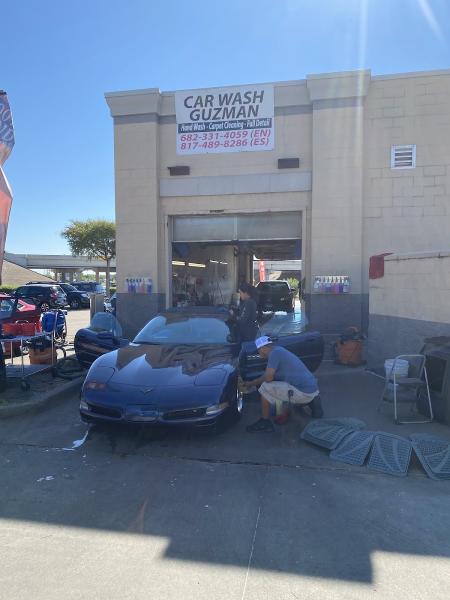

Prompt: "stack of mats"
[300,419,425,478]
[410,434,450,480]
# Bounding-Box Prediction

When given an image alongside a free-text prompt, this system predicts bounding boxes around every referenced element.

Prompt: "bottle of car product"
[314,277,320,291]
[325,276,332,293]
[338,276,344,293]
[146,278,153,294]
[343,277,350,293]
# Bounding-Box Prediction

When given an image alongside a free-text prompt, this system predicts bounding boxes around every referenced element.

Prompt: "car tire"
[216,387,243,433]
[227,387,244,424]
[40,302,50,313]
[70,298,80,310]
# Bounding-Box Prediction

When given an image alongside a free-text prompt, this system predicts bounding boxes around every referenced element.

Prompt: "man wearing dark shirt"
[245,336,323,433]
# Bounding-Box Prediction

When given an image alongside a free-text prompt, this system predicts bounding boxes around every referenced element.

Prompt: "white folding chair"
[378,354,433,424]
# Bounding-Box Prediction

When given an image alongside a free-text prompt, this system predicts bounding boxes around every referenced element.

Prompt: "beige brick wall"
[363,72,450,290]
[369,251,450,323]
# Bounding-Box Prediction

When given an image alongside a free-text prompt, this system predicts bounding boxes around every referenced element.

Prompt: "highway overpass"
[5,252,116,282]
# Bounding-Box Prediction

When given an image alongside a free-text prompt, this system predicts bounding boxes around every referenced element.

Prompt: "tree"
[62,219,116,295]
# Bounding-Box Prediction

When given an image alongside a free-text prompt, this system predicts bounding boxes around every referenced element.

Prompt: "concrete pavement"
[1,366,450,599]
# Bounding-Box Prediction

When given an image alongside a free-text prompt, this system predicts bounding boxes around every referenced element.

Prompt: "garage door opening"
[170,212,306,332]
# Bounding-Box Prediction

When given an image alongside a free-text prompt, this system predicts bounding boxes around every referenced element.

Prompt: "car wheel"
[216,387,243,433]
[70,298,80,310]
[40,302,50,313]
[229,387,244,422]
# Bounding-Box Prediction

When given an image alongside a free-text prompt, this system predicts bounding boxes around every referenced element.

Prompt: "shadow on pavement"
[1,364,450,589]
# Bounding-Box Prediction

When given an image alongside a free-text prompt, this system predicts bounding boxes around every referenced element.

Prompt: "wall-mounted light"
[278,158,300,169]
[168,165,190,176]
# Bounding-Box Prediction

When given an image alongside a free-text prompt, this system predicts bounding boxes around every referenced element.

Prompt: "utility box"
[90,293,104,319]
[419,338,450,424]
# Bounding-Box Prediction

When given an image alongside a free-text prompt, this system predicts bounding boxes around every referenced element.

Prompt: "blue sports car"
[75,307,324,429]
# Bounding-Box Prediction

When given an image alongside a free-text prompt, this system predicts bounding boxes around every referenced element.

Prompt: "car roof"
[23,283,59,287]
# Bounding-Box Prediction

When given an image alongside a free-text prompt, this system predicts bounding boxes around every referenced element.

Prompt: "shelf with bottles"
[313,275,351,294]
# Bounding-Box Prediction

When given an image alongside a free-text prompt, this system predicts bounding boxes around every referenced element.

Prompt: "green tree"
[62,219,116,295]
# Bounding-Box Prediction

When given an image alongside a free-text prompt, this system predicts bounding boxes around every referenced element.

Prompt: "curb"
[0,376,84,418]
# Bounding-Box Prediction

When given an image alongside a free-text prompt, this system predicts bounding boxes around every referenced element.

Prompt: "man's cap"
[255,336,272,349]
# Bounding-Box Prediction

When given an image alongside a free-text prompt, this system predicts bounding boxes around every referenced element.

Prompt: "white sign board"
[175,85,274,155]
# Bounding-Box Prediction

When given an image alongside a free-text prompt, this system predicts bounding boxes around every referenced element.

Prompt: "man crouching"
[245,336,323,433]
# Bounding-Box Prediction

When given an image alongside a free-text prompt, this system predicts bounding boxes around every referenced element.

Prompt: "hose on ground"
[55,355,85,380]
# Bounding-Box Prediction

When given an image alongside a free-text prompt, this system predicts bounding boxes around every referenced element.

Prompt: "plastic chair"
[378,354,433,424]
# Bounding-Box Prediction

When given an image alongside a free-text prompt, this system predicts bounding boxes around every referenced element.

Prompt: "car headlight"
[81,293,89,298]
[80,399,89,410]
[205,401,229,415]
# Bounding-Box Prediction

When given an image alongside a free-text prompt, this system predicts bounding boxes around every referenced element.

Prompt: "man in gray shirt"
[244,336,323,433]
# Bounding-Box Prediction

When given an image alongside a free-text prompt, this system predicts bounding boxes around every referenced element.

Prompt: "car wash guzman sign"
[175,84,274,155]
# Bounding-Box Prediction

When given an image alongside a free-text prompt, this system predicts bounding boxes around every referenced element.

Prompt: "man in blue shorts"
[245,336,323,433]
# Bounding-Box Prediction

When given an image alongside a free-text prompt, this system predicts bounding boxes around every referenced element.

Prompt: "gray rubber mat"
[367,433,412,477]
[330,430,375,466]
[300,418,366,450]
[410,434,450,480]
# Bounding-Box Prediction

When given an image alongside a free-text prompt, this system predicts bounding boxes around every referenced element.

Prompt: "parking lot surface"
[1,365,450,600]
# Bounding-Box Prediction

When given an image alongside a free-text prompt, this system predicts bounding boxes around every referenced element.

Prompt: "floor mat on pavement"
[410,434,450,480]
[367,433,412,477]
[330,430,375,466]
[300,418,366,450]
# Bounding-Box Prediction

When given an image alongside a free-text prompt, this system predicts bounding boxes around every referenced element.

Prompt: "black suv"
[72,281,106,295]
[26,281,91,310]
[256,280,296,313]
[14,284,67,312]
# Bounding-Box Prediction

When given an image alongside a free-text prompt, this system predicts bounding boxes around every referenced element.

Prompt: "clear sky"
[2,0,450,254]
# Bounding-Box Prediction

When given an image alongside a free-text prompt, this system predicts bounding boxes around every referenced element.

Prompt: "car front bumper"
[80,401,226,429]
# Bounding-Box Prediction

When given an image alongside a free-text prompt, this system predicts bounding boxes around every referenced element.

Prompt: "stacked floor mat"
[300,418,450,479]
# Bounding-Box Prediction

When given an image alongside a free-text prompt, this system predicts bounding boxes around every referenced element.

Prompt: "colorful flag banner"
[0,92,15,283]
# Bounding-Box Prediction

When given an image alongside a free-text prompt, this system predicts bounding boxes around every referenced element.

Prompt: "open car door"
[74,313,129,368]
[239,311,324,381]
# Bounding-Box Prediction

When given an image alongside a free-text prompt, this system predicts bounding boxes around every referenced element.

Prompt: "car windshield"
[0,298,15,319]
[134,314,235,345]
[62,284,77,292]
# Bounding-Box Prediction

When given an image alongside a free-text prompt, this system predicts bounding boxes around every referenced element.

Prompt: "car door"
[74,313,129,367]
[15,286,35,304]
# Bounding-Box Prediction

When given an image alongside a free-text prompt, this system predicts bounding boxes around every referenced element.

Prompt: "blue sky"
[2,0,450,254]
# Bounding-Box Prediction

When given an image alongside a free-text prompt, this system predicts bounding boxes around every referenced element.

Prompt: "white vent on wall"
[391,144,416,169]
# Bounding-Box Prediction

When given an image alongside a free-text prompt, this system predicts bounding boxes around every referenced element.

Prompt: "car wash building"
[105,68,450,337]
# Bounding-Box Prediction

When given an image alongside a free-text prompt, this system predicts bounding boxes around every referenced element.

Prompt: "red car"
[0,294,42,354]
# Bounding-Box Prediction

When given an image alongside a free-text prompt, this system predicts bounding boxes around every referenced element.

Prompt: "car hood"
[89,342,236,388]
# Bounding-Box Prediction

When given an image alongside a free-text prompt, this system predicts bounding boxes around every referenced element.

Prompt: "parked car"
[256,280,296,313]
[0,294,42,356]
[26,281,90,310]
[14,284,67,312]
[75,307,324,430]
[72,281,106,296]
[0,293,41,326]
[104,293,116,315]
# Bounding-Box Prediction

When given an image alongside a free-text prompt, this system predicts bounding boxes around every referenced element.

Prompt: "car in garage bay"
[256,280,296,313]
[75,307,324,430]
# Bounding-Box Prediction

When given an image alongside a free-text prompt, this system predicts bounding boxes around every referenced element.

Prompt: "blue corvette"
[75,307,324,429]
